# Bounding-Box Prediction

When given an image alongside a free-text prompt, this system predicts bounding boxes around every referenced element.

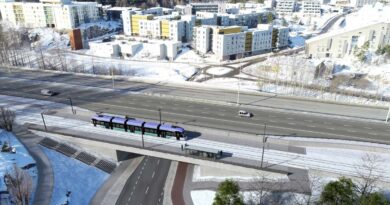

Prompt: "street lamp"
[261,123,268,169]
[68,97,75,115]
[41,112,47,131]
[236,52,244,106]
[158,108,162,124]
[111,66,115,89]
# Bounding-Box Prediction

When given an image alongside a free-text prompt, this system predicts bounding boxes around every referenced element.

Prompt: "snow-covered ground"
[206,67,233,76]
[191,190,307,205]
[0,130,38,202]
[42,147,109,205]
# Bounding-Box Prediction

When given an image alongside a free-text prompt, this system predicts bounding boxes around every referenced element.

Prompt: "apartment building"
[122,11,195,42]
[305,22,390,58]
[0,0,99,29]
[193,26,211,54]
[194,24,285,60]
[352,0,377,7]
[302,0,321,16]
[276,0,297,15]
[273,25,289,48]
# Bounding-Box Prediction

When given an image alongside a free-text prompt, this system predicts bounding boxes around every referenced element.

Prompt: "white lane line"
[369,133,378,136]
[343,124,351,127]
[269,120,277,123]
[364,127,372,130]
[152,171,155,178]
[157,159,160,165]
[307,125,316,128]
[288,122,296,125]
[347,130,356,133]
[304,120,313,123]
[326,127,335,130]
[287,117,294,120]
[145,186,149,194]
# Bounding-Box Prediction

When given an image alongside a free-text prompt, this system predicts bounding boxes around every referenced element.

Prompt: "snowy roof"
[144,122,160,129]
[126,119,144,127]
[306,21,389,43]
[92,114,113,122]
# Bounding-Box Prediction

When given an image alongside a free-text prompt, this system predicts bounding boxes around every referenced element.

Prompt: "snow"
[29,28,69,50]
[0,130,38,201]
[78,20,121,31]
[192,165,288,182]
[206,67,233,76]
[45,52,199,82]
[42,147,109,205]
[191,190,307,205]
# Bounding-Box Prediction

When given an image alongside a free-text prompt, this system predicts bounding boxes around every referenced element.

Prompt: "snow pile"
[29,28,69,50]
[42,147,109,205]
[206,67,233,76]
[78,20,121,31]
[0,130,38,200]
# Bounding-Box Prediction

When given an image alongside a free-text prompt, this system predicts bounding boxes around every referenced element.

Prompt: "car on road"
[238,110,253,118]
[40,89,57,96]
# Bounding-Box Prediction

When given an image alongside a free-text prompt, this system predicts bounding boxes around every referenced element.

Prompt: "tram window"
[113,123,124,129]
[145,128,157,134]
[166,131,173,136]
[129,126,135,132]
[135,126,142,132]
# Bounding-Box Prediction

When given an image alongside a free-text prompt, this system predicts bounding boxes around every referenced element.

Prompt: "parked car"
[40,89,57,96]
[238,110,253,118]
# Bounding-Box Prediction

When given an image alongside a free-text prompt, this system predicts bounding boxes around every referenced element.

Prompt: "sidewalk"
[90,156,144,205]
[13,126,54,205]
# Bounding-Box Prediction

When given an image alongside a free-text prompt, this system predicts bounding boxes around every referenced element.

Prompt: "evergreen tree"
[360,192,390,205]
[213,179,244,205]
[319,177,357,205]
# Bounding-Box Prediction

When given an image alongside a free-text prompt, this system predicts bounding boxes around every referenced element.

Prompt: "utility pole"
[158,108,162,124]
[386,106,390,123]
[41,112,47,131]
[69,97,75,114]
[261,123,267,168]
[236,53,243,106]
[111,66,115,89]
[141,132,145,148]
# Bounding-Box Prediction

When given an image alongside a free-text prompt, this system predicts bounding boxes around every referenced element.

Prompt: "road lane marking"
[287,117,293,120]
[145,186,149,194]
[152,171,155,178]
[304,120,313,123]
[157,159,160,165]
[288,122,296,125]
[364,127,372,130]
[343,124,351,127]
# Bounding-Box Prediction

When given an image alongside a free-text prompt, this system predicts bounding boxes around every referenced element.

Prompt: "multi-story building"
[302,0,321,16]
[122,11,195,42]
[275,0,296,15]
[193,26,211,54]
[174,2,225,15]
[0,0,99,29]
[352,0,377,7]
[305,22,390,58]
[194,24,284,60]
[272,25,289,48]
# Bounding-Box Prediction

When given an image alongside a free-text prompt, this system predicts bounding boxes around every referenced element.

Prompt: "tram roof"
[92,114,113,122]
[126,119,144,127]
[160,124,185,133]
[144,122,160,129]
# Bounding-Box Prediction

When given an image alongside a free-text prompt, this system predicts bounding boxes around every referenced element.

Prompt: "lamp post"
[111,66,115,89]
[141,132,145,148]
[386,106,390,123]
[261,123,268,169]
[158,108,162,124]
[69,97,75,114]
[41,112,47,131]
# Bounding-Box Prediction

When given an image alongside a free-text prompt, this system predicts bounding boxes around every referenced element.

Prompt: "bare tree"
[0,107,16,131]
[4,164,33,205]
[354,153,384,198]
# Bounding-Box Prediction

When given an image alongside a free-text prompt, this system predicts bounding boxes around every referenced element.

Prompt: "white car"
[238,110,253,118]
[40,89,56,96]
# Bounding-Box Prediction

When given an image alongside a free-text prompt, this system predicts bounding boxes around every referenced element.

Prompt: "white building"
[194,25,282,60]
[251,24,273,54]
[351,0,377,7]
[274,26,289,48]
[193,26,211,54]
[306,22,390,58]
[0,0,99,29]
[122,11,194,42]
[302,0,321,16]
[276,0,297,15]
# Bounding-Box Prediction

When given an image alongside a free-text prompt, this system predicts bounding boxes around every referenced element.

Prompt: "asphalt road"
[1,69,390,143]
[116,156,171,205]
